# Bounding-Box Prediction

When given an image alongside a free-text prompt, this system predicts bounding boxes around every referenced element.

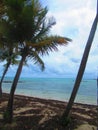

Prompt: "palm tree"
[0,49,19,97]
[2,0,71,123]
[61,1,98,125]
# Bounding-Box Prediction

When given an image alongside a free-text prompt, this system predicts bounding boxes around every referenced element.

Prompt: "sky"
[0,0,98,78]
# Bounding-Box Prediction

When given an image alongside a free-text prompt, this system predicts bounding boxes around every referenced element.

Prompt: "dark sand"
[0,93,97,130]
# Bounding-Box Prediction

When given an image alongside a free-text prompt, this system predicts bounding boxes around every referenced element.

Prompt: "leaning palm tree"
[61,0,98,125]
[0,49,20,97]
[1,0,71,123]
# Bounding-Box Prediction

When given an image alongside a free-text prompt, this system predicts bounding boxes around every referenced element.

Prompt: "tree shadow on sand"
[0,94,97,130]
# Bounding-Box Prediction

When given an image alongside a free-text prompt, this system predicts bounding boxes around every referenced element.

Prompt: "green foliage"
[1,0,52,43]
[29,50,45,71]
[0,49,19,65]
[34,35,71,55]
[0,0,71,123]
[0,0,71,69]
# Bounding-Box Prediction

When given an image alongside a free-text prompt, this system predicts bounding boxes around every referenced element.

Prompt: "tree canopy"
[0,0,71,123]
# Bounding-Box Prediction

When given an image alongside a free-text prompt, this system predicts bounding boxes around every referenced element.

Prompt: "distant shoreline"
[3,81,23,83]
[2,77,97,105]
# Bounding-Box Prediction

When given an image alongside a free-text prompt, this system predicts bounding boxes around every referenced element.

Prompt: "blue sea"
[2,77,97,105]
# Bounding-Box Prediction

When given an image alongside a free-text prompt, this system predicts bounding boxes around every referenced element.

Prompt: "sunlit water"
[2,77,97,105]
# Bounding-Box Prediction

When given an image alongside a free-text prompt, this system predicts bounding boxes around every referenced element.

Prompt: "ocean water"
[2,77,97,105]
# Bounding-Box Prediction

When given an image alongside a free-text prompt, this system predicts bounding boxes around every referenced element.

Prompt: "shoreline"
[3,77,97,106]
[2,77,97,106]
[0,93,97,130]
[3,92,97,106]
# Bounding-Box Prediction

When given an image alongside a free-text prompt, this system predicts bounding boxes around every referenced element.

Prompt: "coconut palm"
[1,0,71,123]
[0,49,20,97]
[61,0,98,125]
[0,0,23,97]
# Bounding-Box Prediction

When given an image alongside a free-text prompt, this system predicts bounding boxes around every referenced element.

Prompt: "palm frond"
[28,36,71,55]
[3,63,8,68]
[32,16,56,42]
[28,50,45,71]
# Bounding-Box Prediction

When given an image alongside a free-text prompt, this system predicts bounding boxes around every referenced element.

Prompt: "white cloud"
[42,0,98,77]
[1,0,97,78]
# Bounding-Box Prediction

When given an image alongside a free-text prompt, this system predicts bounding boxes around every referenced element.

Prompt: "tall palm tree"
[61,0,98,125]
[2,0,71,123]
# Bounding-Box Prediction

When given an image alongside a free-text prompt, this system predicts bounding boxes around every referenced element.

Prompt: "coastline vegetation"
[0,0,71,124]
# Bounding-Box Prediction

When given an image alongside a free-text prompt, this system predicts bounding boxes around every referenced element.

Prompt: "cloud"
[42,0,98,77]
[70,58,79,63]
[48,0,96,34]
[1,0,97,78]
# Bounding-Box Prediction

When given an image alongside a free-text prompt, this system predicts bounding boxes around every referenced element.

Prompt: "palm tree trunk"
[0,62,11,98]
[61,7,98,124]
[4,55,26,123]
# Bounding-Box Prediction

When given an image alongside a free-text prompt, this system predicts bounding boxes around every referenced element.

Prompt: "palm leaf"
[28,50,45,71]
[32,16,56,42]
[27,36,71,55]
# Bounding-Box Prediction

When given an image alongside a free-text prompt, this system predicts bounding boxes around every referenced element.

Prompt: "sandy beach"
[0,93,97,130]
